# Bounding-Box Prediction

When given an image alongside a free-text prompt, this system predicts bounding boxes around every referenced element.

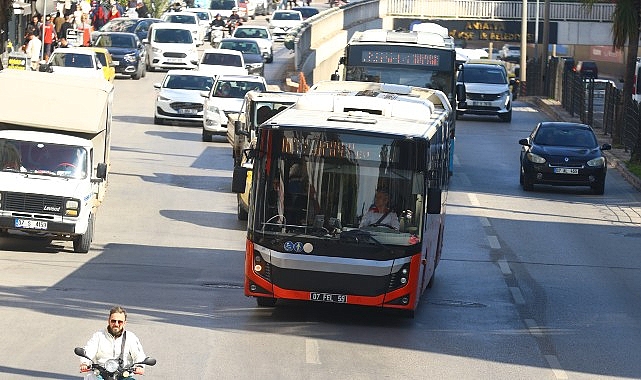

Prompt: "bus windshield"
[344,44,455,101]
[250,129,426,251]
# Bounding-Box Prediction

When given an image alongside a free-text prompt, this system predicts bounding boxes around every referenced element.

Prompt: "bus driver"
[359,188,400,230]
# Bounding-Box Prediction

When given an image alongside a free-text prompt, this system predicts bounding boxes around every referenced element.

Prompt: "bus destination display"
[361,50,441,66]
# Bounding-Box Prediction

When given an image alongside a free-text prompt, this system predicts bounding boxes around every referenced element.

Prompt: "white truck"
[0,70,114,253]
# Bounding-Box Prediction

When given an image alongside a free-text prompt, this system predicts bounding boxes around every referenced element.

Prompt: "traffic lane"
[451,100,641,377]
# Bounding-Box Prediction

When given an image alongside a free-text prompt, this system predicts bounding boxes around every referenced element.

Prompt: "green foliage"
[626,159,641,176]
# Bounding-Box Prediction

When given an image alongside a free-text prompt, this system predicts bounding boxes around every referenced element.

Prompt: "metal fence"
[386,0,615,22]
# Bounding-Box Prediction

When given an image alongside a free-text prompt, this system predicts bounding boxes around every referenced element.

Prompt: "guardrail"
[386,0,615,22]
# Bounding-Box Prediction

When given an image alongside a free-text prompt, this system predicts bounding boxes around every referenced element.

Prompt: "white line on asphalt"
[468,193,480,206]
[544,355,569,379]
[498,259,512,275]
[479,217,491,227]
[487,235,500,249]
[306,339,321,364]
[524,319,544,337]
[509,287,525,304]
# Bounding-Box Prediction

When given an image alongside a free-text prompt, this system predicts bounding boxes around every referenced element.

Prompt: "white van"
[144,23,199,71]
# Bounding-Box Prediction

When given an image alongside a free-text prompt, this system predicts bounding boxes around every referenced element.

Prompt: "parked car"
[519,122,611,194]
[499,44,520,63]
[42,47,106,81]
[218,38,265,76]
[267,10,303,41]
[291,6,319,20]
[91,17,161,46]
[161,11,204,46]
[198,48,248,75]
[576,60,599,79]
[230,25,274,63]
[93,32,146,80]
[201,74,267,141]
[153,70,216,125]
[88,47,116,82]
[456,62,514,122]
[144,23,199,71]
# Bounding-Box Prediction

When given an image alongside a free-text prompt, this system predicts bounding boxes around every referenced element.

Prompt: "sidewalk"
[528,96,641,192]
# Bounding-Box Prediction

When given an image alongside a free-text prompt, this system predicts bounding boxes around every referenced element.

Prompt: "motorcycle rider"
[211,13,226,28]
[79,306,147,377]
[226,7,242,34]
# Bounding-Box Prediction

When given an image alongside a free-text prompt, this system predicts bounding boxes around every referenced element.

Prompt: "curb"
[528,96,641,193]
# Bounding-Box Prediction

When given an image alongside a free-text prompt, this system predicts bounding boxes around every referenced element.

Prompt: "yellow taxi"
[87,47,116,82]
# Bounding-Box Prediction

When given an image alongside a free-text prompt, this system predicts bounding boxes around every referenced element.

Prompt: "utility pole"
[520,0,528,95]
[540,0,551,94]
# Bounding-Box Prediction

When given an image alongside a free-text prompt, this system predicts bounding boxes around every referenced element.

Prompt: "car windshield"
[95,34,136,48]
[50,52,94,68]
[459,66,507,84]
[0,138,88,179]
[164,14,197,24]
[220,41,260,54]
[154,29,193,43]
[99,19,136,32]
[534,126,597,148]
[164,74,214,91]
[213,80,266,98]
[273,12,301,20]
[201,52,243,67]
[234,28,268,39]
[210,0,236,9]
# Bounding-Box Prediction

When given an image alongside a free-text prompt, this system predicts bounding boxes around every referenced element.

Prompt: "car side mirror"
[518,138,530,146]
[601,143,612,151]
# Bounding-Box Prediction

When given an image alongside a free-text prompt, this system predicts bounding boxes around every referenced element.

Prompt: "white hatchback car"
[267,10,303,41]
[198,48,248,76]
[201,74,267,142]
[231,25,274,63]
[161,12,204,46]
[153,70,216,125]
[44,48,106,81]
[144,23,199,71]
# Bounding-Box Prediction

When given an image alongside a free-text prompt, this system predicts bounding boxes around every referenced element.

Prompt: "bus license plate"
[14,218,48,230]
[554,168,578,174]
[310,292,346,303]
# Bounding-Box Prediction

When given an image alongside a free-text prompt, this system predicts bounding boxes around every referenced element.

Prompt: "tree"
[584,0,641,163]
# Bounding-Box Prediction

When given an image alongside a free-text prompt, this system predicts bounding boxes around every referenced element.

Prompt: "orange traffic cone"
[297,72,309,93]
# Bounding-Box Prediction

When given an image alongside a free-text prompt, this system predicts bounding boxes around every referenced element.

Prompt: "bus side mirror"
[231,166,248,193]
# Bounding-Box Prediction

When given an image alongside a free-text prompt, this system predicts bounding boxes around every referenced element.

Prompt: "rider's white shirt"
[81,328,146,367]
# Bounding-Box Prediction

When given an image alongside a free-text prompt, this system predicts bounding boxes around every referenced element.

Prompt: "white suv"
[160,12,204,46]
[456,63,513,122]
[201,74,267,142]
[198,48,248,76]
[145,23,199,71]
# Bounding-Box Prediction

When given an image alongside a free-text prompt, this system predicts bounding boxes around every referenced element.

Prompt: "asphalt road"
[1,14,641,379]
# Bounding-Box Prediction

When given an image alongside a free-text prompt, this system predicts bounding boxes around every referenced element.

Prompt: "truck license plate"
[14,218,48,230]
[310,292,346,303]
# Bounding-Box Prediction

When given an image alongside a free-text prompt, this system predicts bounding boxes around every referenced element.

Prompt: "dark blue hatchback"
[91,17,161,45]
[94,32,147,80]
[519,122,611,194]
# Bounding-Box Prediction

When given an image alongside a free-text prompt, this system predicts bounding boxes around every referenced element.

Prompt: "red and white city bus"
[232,81,453,316]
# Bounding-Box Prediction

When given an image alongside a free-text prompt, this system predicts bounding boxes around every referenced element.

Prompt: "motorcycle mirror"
[74,347,91,360]
[142,357,157,366]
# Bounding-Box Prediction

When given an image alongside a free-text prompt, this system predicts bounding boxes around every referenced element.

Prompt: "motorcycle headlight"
[526,152,546,164]
[587,156,606,167]
[123,53,137,62]
[104,359,119,373]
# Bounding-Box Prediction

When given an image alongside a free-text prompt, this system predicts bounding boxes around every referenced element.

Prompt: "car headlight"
[247,63,262,68]
[123,53,137,62]
[207,104,220,114]
[157,95,171,101]
[501,90,510,97]
[65,199,80,217]
[587,156,606,167]
[152,46,162,53]
[526,152,546,164]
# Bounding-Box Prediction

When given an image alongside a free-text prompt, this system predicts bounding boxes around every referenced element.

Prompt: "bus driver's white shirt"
[359,208,400,229]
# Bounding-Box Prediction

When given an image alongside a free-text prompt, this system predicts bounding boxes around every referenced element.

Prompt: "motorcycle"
[74,347,156,380]
[210,26,225,48]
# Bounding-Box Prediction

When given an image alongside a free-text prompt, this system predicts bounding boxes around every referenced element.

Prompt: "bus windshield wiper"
[339,229,392,253]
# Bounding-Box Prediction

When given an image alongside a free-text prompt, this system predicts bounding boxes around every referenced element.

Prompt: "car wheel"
[202,129,213,142]
[499,109,512,122]
[456,111,464,120]
[266,53,273,63]
[237,194,248,221]
[591,180,605,195]
[131,67,142,80]
[141,63,146,78]
[154,116,164,125]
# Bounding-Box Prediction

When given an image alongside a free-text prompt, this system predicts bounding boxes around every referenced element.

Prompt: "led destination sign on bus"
[282,137,376,160]
[361,50,441,67]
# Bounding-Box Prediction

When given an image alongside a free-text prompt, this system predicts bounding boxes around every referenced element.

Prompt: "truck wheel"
[73,214,94,253]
